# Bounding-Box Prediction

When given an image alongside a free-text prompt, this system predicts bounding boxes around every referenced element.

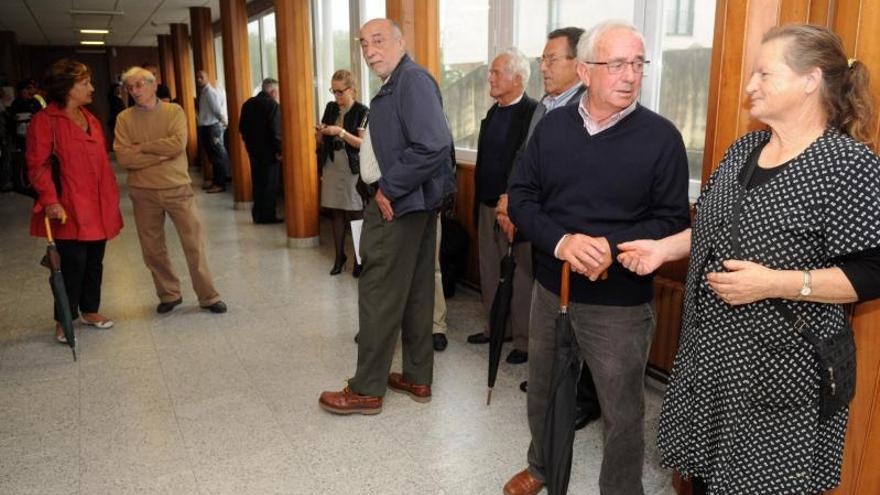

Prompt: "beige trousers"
[129,185,221,306]
[433,216,447,334]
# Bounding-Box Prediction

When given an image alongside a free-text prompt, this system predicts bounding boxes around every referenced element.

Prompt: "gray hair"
[577,21,645,62]
[121,66,156,84]
[495,48,531,83]
[262,78,278,91]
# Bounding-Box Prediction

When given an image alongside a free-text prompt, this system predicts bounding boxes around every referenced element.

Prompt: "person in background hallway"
[27,59,123,342]
[196,69,230,194]
[239,77,283,224]
[317,69,368,276]
[319,18,454,415]
[503,21,689,495]
[493,26,603,431]
[468,48,538,365]
[115,66,226,316]
[143,64,171,102]
[618,24,880,495]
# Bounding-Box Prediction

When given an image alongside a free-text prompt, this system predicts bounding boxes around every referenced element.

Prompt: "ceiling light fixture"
[80,29,110,34]
[80,40,105,45]
[70,9,124,16]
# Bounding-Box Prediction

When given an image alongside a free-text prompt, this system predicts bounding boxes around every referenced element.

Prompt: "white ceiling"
[0,0,223,47]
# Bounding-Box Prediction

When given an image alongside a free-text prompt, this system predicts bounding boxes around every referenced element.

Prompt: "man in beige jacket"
[115,66,226,315]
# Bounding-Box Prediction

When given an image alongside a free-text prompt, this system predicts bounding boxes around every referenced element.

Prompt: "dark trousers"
[348,200,437,397]
[249,155,280,222]
[198,124,230,185]
[526,282,655,495]
[54,239,107,321]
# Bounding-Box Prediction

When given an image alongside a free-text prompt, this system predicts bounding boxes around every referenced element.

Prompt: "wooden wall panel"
[453,162,479,286]
[107,46,158,83]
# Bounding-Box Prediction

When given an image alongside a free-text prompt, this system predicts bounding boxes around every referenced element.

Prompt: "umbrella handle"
[44,216,55,244]
[560,262,570,310]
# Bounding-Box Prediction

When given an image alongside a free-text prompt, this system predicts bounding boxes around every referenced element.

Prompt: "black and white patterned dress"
[657,129,880,494]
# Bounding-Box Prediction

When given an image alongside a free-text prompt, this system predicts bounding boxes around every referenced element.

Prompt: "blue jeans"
[198,124,230,185]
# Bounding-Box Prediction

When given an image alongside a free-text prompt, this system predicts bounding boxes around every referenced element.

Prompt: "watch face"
[801,287,812,296]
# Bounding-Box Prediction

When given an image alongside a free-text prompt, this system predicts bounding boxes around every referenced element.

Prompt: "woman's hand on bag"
[707,259,776,305]
[46,203,67,223]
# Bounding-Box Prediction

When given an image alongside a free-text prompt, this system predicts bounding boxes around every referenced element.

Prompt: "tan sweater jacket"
[114,101,190,189]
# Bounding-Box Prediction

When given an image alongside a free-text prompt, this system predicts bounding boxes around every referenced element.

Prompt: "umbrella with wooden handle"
[41,215,76,361]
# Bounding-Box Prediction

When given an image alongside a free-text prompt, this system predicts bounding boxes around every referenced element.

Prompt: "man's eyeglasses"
[584,60,650,74]
[329,87,350,96]
[538,55,574,67]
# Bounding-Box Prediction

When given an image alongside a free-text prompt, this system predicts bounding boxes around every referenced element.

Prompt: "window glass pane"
[248,20,262,95]
[440,0,490,150]
[657,0,715,181]
[214,35,225,92]
[262,13,278,83]
[313,0,352,114]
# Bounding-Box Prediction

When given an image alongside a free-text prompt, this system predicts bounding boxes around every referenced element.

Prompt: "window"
[665,0,695,36]
[213,35,225,91]
[247,12,279,96]
[311,0,353,116]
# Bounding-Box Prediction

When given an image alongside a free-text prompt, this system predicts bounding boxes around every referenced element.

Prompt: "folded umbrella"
[487,242,516,405]
[41,216,76,361]
[542,261,579,495]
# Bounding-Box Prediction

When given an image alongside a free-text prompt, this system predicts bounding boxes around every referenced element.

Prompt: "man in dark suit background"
[239,78,283,224]
[466,49,538,365]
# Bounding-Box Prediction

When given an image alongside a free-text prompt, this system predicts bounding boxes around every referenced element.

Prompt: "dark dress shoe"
[205,185,226,193]
[202,182,213,190]
[254,217,284,224]
[387,372,431,402]
[319,386,383,415]
[574,404,602,431]
[467,332,490,344]
[156,298,182,314]
[506,349,528,364]
[330,255,347,275]
[351,263,363,278]
[503,469,544,495]
[202,301,227,313]
[433,333,448,351]
[519,381,528,393]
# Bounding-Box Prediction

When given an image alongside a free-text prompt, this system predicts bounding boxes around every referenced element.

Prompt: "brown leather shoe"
[205,185,226,194]
[387,372,432,403]
[318,386,382,415]
[503,469,544,495]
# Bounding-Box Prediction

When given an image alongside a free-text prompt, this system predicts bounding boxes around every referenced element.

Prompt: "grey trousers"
[477,204,532,352]
[526,281,655,495]
[348,200,437,397]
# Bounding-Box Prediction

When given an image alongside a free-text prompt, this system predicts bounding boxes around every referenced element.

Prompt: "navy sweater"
[508,104,690,305]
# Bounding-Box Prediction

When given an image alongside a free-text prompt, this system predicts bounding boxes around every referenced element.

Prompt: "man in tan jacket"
[115,66,226,315]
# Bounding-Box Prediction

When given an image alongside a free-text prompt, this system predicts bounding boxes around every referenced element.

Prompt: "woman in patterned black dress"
[617,25,879,494]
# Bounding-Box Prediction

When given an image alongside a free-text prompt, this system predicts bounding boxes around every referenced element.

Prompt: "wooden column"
[0,31,20,84]
[275,0,319,246]
[170,24,198,166]
[385,0,440,80]
[220,0,253,206]
[828,3,880,492]
[190,6,217,183]
[157,35,176,100]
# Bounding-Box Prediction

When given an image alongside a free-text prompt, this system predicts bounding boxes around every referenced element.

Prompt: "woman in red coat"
[28,59,123,342]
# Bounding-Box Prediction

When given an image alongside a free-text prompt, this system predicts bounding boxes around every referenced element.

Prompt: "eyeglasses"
[584,60,650,74]
[538,55,574,67]
[329,87,350,96]
[125,80,152,92]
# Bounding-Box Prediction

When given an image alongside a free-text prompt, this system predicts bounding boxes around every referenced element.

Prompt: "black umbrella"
[486,242,516,405]
[41,216,76,361]
[542,261,579,495]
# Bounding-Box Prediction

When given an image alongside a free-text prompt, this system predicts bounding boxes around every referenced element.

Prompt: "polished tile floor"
[0,171,675,494]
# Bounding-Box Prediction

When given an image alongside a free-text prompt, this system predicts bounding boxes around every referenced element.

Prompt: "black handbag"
[13,116,61,198]
[731,146,856,419]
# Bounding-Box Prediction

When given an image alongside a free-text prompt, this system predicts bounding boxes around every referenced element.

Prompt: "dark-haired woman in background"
[27,59,123,342]
[317,69,369,277]
[618,24,879,494]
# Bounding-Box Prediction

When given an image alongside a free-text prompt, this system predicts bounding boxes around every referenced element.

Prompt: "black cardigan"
[319,100,369,173]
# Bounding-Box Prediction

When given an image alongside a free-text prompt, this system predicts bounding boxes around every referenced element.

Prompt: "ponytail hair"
[763,24,876,149]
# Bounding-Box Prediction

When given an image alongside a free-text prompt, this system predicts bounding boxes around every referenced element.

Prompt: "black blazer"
[319,100,369,174]
[238,91,282,163]
[473,93,538,224]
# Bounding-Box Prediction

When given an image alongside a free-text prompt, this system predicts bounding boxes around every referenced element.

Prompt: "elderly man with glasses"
[502,21,690,495]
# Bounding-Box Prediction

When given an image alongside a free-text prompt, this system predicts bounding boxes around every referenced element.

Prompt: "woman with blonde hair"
[317,69,369,276]
[619,24,879,494]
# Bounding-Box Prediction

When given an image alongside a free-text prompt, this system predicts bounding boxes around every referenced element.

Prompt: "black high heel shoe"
[352,263,363,278]
[330,254,347,275]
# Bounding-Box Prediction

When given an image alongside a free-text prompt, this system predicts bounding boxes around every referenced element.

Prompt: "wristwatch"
[339,129,347,140]
[799,270,812,298]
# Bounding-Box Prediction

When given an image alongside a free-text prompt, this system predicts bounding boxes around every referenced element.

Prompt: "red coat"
[28,104,123,241]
